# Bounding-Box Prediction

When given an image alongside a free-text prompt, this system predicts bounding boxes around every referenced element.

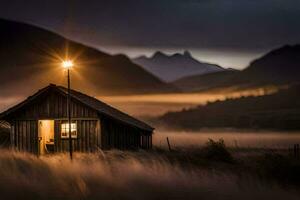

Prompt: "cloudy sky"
[1,0,300,69]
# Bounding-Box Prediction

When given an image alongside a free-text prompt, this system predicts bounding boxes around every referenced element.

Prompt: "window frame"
[61,121,77,139]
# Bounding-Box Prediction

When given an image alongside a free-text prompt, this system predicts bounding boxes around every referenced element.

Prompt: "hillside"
[172,70,239,92]
[158,84,300,130]
[236,45,300,85]
[133,51,225,82]
[172,45,300,92]
[0,18,177,97]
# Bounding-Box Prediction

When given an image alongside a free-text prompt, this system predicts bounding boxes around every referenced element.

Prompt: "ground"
[0,139,300,200]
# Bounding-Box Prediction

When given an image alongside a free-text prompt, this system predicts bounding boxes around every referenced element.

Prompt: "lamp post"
[62,60,74,160]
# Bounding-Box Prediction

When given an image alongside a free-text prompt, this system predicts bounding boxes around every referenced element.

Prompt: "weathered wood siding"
[10,120,38,154]
[101,116,152,150]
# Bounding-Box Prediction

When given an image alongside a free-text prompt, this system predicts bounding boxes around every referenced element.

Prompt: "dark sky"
[1,0,300,68]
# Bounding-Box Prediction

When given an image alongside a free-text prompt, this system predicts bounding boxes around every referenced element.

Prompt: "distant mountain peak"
[262,44,299,57]
[151,50,193,59]
[152,51,166,59]
[248,43,300,69]
[277,44,300,51]
[183,50,192,58]
[133,50,226,82]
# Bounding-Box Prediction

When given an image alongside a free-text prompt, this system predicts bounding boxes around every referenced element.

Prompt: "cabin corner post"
[33,120,38,156]
[96,119,101,150]
[150,134,152,149]
[10,120,16,151]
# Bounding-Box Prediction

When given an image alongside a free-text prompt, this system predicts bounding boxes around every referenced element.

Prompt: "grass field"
[0,141,300,200]
[1,125,300,199]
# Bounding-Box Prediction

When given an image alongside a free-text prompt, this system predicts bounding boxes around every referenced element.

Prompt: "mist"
[153,130,300,149]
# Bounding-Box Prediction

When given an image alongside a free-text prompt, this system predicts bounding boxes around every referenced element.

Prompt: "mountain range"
[0,18,176,97]
[173,45,300,92]
[173,70,239,92]
[133,51,225,82]
[158,44,300,130]
[1,18,300,99]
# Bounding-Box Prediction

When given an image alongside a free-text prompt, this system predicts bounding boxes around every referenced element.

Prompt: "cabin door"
[38,120,54,155]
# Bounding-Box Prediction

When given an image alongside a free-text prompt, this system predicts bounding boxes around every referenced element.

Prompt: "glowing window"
[61,123,77,138]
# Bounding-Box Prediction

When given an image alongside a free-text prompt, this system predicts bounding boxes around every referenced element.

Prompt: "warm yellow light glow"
[61,123,77,138]
[62,60,74,69]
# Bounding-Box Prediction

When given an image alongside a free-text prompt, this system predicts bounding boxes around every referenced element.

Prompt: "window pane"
[61,122,77,138]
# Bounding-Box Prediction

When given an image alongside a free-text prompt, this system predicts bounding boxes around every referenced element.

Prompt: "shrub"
[202,139,233,163]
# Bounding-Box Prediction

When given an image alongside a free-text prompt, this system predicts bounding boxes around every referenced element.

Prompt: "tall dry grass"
[0,150,299,200]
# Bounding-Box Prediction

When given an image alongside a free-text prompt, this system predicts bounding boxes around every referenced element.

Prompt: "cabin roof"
[0,84,154,132]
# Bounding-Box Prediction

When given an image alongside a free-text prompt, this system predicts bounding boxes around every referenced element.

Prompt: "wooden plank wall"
[101,117,152,150]
[11,120,38,154]
[140,134,152,149]
[11,118,152,153]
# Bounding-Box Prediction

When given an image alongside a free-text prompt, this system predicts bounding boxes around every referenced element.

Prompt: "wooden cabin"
[0,84,154,155]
